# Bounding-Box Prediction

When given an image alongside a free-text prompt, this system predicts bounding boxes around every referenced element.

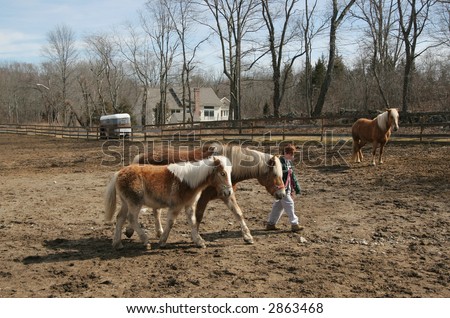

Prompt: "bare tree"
[299,0,327,115]
[164,0,210,124]
[202,0,261,121]
[312,0,356,116]
[0,63,40,123]
[260,0,305,118]
[354,0,402,108]
[75,62,102,127]
[397,0,438,113]
[432,0,450,47]
[42,24,78,124]
[142,0,180,125]
[120,23,159,126]
[85,33,125,114]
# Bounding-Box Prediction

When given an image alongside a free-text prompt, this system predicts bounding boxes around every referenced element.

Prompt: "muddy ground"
[0,134,448,298]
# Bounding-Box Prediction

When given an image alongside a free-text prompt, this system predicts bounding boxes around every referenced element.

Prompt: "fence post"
[320,118,325,142]
[420,124,424,142]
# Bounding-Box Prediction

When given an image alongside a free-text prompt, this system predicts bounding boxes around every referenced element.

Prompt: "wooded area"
[0,0,448,126]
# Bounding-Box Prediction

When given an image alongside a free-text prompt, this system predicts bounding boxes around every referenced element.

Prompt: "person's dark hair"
[284,144,295,155]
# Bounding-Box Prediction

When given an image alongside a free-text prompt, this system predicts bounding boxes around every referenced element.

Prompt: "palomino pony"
[131,143,286,245]
[104,156,233,249]
[352,108,400,165]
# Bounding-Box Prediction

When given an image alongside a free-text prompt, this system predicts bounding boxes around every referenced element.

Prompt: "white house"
[142,87,229,124]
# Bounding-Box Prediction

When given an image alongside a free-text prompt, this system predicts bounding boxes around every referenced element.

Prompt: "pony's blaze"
[389,109,400,132]
[212,158,233,198]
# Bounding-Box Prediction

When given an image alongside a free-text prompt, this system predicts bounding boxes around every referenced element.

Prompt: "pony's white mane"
[376,108,399,132]
[221,146,282,178]
[167,156,232,188]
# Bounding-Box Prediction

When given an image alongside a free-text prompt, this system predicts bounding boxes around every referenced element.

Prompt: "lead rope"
[285,168,292,189]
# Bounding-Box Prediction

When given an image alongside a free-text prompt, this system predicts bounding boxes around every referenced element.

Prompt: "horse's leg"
[352,138,360,163]
[223,194,254,244]
[358,141,366,163]
[371,142,378,166]
[158,207,181,248]
[379,142,386,164]
[185,206,206,248]
[124,207,147,238]
[125,208,163,239]
[153,208,163,238]
[353,139,364,163]
[127,204,149,248]
[112,200,128,250]
[195,189,214,230]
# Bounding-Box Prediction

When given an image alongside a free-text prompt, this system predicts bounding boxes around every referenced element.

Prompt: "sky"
[0,0,145,63]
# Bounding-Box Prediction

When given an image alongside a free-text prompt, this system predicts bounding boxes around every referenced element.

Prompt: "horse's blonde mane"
[167,156,231,188]
[376,108,399,132]
[222,146,282,178]
[375,112,389,131]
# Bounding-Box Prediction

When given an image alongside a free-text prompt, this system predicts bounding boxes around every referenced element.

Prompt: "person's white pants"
[268,194,299,225]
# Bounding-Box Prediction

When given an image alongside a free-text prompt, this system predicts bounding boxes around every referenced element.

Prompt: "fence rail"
[1,112,449,143]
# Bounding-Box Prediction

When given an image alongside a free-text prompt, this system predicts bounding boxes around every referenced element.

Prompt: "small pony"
[351,108,400,165]
[132,143,286,245]
[104,156,233,249]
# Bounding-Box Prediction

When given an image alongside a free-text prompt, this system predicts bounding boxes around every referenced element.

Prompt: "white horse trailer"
[99,113,132,138]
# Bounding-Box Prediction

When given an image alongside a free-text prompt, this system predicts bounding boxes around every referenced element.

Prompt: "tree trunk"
[141,86,148,126]
[312,0,355,117]
[312,14,337,117]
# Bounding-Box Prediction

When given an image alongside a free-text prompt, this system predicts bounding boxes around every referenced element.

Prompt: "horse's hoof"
[195,241,207,248]
[244,238,254,244]
[112,242,123,250]
[140,234,149,244]
[124,227,134,238]
[143,242,151,250]
[158,242,167,249]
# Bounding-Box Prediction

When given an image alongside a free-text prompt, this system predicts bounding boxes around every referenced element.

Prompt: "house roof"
[147,87,227,110]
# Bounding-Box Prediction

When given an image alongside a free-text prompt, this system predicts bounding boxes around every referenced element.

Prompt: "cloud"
[0,29,44,62]
[0,1,143,63]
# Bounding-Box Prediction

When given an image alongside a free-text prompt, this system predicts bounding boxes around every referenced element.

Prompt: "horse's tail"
[104,172,119,222]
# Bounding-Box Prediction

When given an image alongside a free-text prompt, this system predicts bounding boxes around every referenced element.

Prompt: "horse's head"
[211,156,233,198]
[388,108,400,132]
[258,155,286,200]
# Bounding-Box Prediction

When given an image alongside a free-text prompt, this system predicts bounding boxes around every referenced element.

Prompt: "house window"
[204,106,215,119]
[221,110,229,118]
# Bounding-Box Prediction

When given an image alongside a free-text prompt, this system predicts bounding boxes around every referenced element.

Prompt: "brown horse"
[131,143,286,245]
[104,156,233,249]
[352,108,400,165]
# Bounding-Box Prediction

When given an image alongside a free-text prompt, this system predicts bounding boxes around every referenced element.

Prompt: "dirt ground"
[0,134,448,298]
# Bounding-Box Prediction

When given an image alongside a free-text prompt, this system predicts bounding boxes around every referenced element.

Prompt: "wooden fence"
[1,112,449,143]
